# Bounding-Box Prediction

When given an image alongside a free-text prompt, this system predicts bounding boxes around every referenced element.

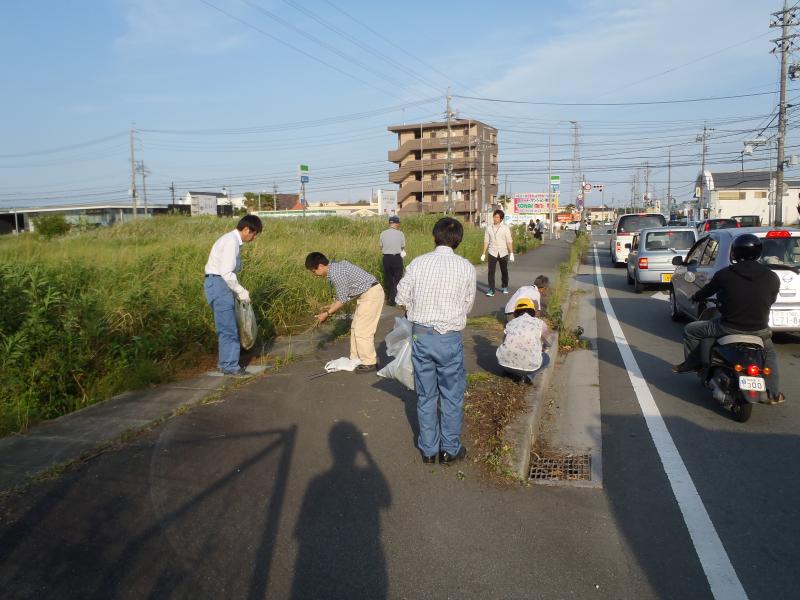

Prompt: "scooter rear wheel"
[731,395,753,423]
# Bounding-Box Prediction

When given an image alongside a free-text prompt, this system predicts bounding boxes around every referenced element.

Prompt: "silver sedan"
[669,227,800,331]
[626,227,698,293]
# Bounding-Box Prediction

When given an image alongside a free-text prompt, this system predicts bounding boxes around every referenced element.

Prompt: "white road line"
[651,291,670,303]
[592,247,747,600]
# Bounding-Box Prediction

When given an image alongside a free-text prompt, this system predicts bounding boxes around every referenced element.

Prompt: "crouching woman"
[496,298,553,384]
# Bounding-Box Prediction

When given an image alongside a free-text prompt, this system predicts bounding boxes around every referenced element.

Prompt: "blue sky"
[0,0,794,208]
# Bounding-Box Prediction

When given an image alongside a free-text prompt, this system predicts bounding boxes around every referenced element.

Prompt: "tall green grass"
[0,214,536,434]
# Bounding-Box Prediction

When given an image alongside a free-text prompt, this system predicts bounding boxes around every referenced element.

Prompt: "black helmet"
[731,233,762,262]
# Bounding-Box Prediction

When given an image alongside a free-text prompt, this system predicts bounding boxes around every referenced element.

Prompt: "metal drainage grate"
[529,452,591,482]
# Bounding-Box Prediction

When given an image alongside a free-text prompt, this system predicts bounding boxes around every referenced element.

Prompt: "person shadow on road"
[291,421,391,600]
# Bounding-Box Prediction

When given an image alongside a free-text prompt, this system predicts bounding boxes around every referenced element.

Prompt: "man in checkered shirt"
[396,217,476,465]
[306,252,384,373]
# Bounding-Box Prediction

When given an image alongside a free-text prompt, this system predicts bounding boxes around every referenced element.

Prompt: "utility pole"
[170,182,176,205]
[548,134,554,239]
[644,161,650,209]
[137,161,149,216]
[696,126,711,219]
[770,0,799,225]
[480,131,486,220]
[445,91,453,214]
[129,128,138,218]
[420,123,425,212]
[273,182,278,211]
[570,121,582,213]
[467,119,472,223]
[667,148,672,217]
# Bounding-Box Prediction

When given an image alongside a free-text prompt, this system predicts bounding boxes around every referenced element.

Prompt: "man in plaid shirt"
[396,217,476,465]
[306,252,384,373]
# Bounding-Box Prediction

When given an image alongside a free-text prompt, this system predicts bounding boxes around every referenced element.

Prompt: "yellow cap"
[514,298,536,311]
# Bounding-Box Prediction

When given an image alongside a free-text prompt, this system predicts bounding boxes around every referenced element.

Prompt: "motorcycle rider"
[672,233,784,404]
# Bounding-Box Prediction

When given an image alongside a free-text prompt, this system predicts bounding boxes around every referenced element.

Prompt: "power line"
[453,89,794,107]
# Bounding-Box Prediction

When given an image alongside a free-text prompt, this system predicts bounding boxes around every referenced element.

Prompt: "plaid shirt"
[395,246,476,333]
[327,260,378,303]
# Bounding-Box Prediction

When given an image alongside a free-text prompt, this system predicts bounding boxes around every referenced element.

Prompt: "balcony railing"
[388,136,476,162]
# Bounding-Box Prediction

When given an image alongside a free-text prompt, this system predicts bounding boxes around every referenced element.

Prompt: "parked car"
[564,221,580,231]
[609,213,668,266]
[626,227,698,293]
[669,228,800,332]
[732,215,761,227]
[696,218,739,235]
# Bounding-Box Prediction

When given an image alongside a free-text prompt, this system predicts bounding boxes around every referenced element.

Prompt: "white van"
[610,213,667,266]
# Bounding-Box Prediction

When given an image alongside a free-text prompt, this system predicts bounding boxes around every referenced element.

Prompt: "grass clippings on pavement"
[464,372,529,484]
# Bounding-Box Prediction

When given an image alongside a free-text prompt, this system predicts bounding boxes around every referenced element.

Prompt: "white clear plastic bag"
[235,300,257,350]
[325,357,362,372]
[377,316,415,390]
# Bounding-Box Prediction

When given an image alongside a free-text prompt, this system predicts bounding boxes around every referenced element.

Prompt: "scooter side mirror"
[672,256,683,266]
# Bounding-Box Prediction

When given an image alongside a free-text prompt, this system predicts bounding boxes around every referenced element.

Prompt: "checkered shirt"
[395,246,476,333]
[327,260,378,303]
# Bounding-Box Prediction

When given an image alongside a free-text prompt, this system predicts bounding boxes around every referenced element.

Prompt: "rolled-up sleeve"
[219,237,245,295]
[395,265,414,310]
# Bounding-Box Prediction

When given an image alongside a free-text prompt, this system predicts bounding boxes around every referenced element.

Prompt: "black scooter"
[696,301,771,423]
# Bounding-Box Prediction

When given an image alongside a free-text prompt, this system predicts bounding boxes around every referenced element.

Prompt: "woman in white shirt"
[496,298,553,384]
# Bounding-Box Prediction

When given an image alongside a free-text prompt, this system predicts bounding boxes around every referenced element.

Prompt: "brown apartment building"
[387,119,498,220]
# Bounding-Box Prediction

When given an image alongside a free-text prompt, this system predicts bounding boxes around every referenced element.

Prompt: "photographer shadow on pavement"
[291,421,391,600]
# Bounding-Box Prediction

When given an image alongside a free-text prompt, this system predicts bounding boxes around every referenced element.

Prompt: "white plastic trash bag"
[325,357,362,372]
[377,317,415,390]
[235,299,257,350]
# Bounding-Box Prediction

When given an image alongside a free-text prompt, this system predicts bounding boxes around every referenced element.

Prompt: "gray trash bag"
[377,317,414,390]
[235,299,257,350]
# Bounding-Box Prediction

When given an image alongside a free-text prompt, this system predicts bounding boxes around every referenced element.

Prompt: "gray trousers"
[683,318,780,395]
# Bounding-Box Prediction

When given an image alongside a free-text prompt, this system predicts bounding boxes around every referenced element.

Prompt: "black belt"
[204,274,221,278]
[383,253,401,256]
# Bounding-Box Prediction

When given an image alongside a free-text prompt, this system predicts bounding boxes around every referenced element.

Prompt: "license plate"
[739,376,766,391]
[661,273,672,283]
[770,310,800,327]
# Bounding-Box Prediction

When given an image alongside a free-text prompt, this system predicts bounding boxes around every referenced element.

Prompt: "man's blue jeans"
[411,329,466,457]
[204,275,240,373]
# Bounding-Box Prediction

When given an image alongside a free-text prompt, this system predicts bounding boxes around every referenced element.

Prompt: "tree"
[33,214,71,239]
[565,203,576,212]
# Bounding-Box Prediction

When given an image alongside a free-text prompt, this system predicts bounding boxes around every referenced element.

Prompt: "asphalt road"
[590,230,800,600]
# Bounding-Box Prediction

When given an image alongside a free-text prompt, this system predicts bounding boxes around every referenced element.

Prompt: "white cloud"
[115,0,249,55]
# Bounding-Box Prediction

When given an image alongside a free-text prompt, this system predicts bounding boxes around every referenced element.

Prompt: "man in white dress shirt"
[203,215,262,375]
[396,217,476,465]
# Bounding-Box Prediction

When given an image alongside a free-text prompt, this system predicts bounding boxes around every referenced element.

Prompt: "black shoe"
[355,364,376,373]
[672,362,701,374]
[439,446,467,466]
[387,300,397,307]
[223,367,250,377]
[421,453,437,464]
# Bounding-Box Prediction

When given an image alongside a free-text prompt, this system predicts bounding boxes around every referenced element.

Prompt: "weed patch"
[464,373,529,483]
